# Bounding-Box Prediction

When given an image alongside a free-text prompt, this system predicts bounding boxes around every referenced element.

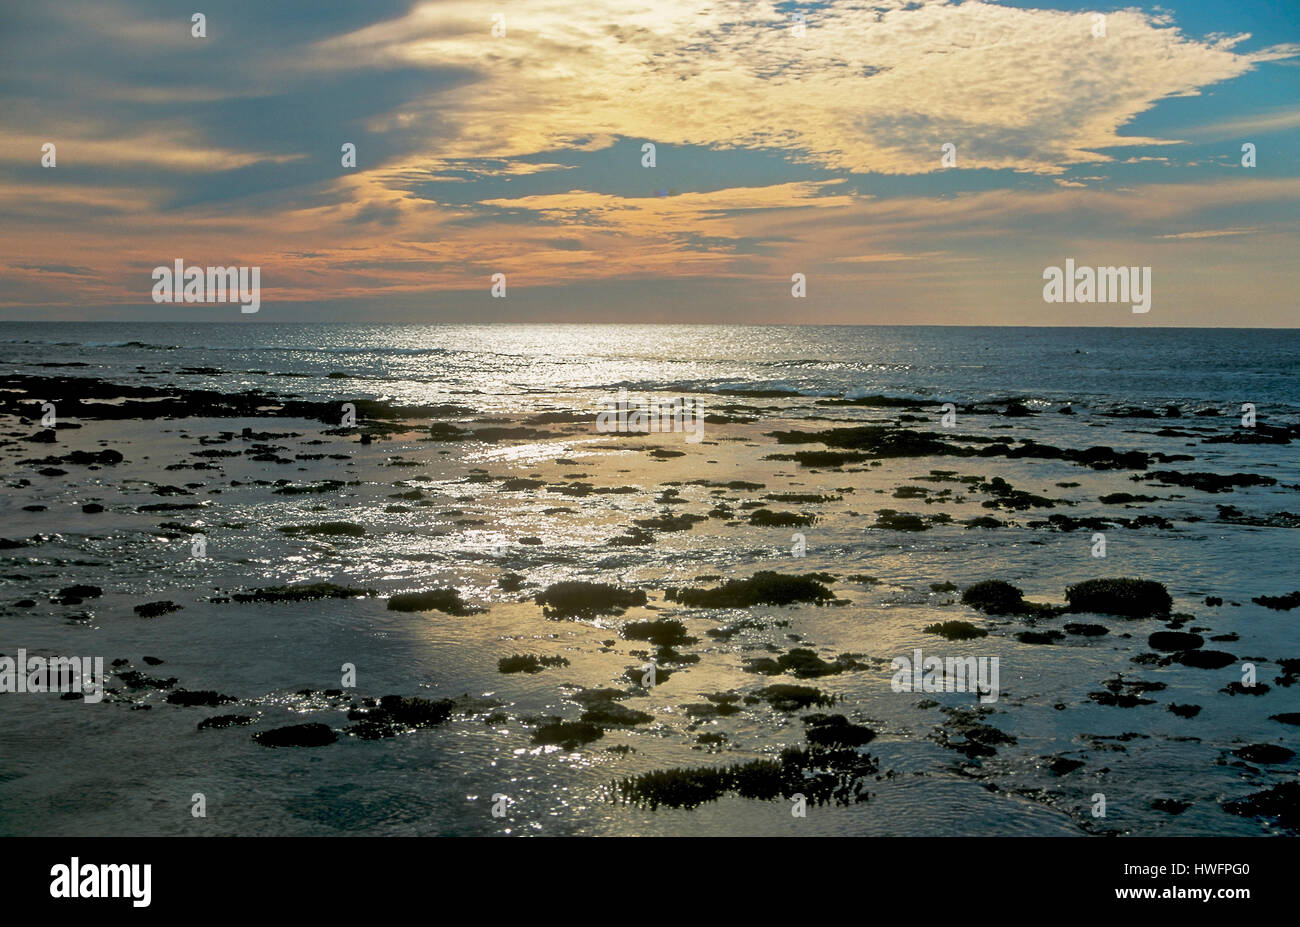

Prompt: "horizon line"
[1,319,1297,331]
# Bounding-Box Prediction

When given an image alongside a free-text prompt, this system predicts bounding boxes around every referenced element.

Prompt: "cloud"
[1156,227,1261,239]
[1167,106,1300,141]
[315,0,1296,174]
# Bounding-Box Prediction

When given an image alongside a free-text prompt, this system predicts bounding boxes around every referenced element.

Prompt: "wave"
[0,339,175,349]
[0,339,464,357]
[244,346,460,356]
[597,378,835,398]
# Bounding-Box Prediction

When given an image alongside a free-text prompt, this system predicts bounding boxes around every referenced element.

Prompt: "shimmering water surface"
[1,323,1296,836]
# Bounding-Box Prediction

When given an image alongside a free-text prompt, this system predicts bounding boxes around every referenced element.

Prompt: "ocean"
[1,322,1297,836]
[4,323,1298,412]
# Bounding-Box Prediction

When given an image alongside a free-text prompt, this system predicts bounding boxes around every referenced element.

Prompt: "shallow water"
[1,323,1297,836]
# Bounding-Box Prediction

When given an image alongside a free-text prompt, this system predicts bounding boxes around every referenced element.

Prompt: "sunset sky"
[1,0,1297,325]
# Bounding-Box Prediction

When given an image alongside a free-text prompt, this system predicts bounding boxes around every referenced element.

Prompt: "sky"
[0,0,1297,325]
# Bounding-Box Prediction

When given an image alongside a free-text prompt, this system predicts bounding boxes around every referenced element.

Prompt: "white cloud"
[316,0,1297,174]
[1156,227,1261,239]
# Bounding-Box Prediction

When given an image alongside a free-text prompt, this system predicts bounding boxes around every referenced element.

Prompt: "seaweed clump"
[1016,630,1064,644]
[803,713,876,747]
[1252,591,1300,611]
[621,618,695,648]
[196,714,254,730]
[1065,578,1172,618]
[960,580,1060,617]
[579,699,654,727]
[748,509,814,528]
[530,719,605,749]
[1232,744,1294,764]
[166,689,237,707]
[666,571,835,609]
[1148,631,1203,652]
[615,744,877,810]
[498,654,571,674]
[745,684,836,711]
[133,601,183,618]
[387,587,483,615]
[923,620,988,641]
[1222,781,1300,832]
[743,648,862,678]
[534,581,647,619]
[346,695,455,739]
[1087,675,1165,707]
[932,706,1017,758]
[252,722,338,748]
[233,582,376,603]
[871,510,929,531]
[632,513,707,532]
[277,522,366,537]
[1174,650,1236,669]
[766,425,951,457]
[961,580,1026,615]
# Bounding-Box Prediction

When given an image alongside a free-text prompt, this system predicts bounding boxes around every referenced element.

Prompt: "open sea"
[2,323,1297,413]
